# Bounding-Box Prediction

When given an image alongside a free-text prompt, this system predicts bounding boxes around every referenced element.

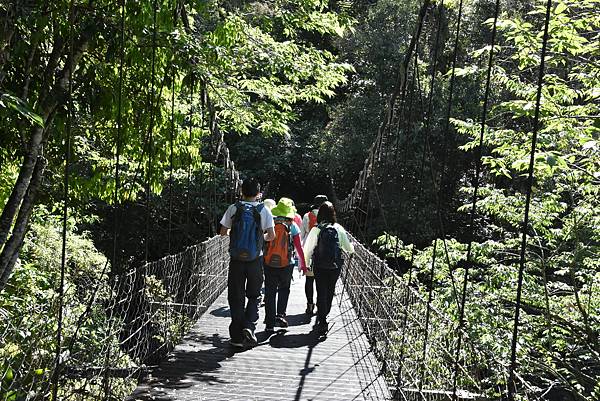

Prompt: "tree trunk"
[0,21,94,290]
[0,125,44,249]
[0,156,47,291]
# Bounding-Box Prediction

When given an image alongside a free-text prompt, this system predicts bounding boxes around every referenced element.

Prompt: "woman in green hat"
[263,198,307,331]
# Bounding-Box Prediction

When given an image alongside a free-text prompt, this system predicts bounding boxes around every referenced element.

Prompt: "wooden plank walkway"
[128,272,391,401]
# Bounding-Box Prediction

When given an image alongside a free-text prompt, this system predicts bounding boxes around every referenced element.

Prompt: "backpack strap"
[277,218,294,260]
[232,201,244,223]
[252,203,263,225]
[253,203,264,250]
[316,222,333,230]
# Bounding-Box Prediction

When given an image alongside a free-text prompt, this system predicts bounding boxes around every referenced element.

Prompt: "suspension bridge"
[0,0,569,399]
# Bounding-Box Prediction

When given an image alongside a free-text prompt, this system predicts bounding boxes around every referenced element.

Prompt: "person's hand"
[299,264,307,275]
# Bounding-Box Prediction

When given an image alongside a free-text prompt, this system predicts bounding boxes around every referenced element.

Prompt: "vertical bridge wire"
[508,0,553,399]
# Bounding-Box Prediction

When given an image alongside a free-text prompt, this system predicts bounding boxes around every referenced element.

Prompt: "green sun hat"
[271,198,296,219]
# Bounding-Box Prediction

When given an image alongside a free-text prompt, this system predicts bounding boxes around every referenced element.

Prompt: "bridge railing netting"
[342,233,512,401]
[0,235,229,401]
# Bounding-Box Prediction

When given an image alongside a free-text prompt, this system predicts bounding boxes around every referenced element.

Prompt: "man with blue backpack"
[220,179,275,348]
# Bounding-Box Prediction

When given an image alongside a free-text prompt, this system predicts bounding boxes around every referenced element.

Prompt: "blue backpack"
[229,202,264,261]
[313,224,344,270]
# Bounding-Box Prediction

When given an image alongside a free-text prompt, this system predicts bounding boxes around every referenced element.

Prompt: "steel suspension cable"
[437,0,464,199]
[367,14,429,377]
[451,0,500,398]
[144,0,159,263]
[394,10,430,394]
[112,0,126,311]
[52,1,74,399]
[338,0,431,218]
[416,1,448,389]
[185,74,195,244]
[103,1,127,396]
[508,0,553,398]
[416,0,467,323]
[168,53,176,254]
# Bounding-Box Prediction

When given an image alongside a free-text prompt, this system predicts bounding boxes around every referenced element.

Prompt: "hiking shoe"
[275,315,288,328]
[316,320,328,335]
[229,340,244,348]
[242,328,258,345]
[305,303,314,315]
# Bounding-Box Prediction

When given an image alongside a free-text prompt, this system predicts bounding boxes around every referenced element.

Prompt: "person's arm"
[264,227,276,242]
[219,205,234,236]
[262,207,275,242]
[292,234,307,272]
[338,226,355,253]
[303,227,319,266]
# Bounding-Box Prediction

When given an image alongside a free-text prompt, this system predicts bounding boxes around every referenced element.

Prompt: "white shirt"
[303,223,355,267]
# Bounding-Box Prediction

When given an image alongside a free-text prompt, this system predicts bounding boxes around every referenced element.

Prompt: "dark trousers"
[314,268,341,323]
[227,258,263,342]
[305,276,315,304]
[264,265,293,327]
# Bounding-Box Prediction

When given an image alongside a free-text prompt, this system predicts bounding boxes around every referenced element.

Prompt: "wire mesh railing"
[341,233,513,401]
[0,235,229,401]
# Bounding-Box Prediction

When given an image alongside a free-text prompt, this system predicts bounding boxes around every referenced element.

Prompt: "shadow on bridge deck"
[128,273,391,401]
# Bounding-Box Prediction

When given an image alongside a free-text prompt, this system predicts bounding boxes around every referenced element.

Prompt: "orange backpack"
[264,219,294,267]
[307,211,317,231]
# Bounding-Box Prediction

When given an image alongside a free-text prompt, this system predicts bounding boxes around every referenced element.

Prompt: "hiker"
[289,199,304,279]
[263,198,307,332]
[303,201,354,336]
[290,199,303,230]
[301,194,328,315]
[264,198,276,211]
[220,179,275,347]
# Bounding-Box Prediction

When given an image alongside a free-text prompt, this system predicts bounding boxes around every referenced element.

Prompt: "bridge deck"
[128,273,391,401]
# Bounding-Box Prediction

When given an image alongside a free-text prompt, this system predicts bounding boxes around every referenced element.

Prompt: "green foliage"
[0,208,131,400]
[0,158,18,212]
[443,0,600,397]
[372,232,413,260]
[0,92,43,127]
[0,0,353,210]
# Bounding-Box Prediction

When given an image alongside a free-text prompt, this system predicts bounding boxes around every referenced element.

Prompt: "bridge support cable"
[344,2,443,387]
[412,0,456,392]
[185,74,196,245]
[168,45,177,255]
[508,0,553,398]
[336,0,431,218]
[450,0,501,398]
[144,0,159,264]
[368,0,466,392]
[412,1,481,391]
[102,0,128,398]
[52,1,75,398]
